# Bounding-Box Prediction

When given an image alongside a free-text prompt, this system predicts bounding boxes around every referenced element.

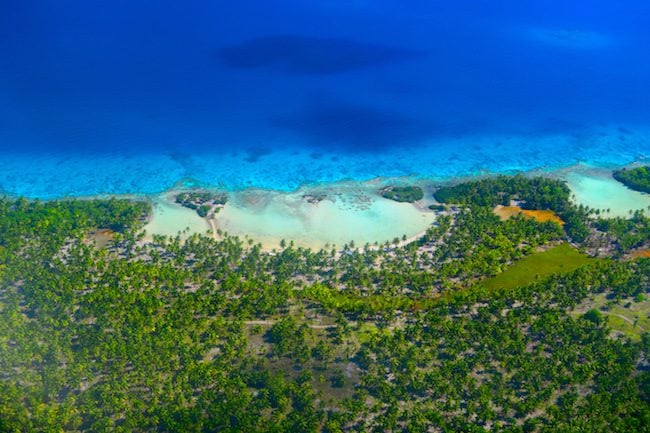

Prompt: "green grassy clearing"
[479,243,594,291]
[572,293,649,342]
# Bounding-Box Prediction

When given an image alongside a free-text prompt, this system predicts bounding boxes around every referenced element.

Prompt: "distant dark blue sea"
[0,0,648,198]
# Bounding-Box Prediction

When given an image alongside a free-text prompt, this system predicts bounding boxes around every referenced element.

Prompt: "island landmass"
[612,166,650,193]
[0,173,648,432]
[379,185,424,202]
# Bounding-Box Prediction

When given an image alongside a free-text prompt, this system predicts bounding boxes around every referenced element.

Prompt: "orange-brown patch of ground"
[521,209,564,225]
[631,249,650,259]
[494,205,564,225]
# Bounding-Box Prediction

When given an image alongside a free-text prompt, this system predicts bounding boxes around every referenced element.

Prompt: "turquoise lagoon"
[562,165,650,217]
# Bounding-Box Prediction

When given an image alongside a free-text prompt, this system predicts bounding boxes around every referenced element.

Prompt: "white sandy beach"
[143,193,211,241]
[144,181,436,250]
[215,186,436,250]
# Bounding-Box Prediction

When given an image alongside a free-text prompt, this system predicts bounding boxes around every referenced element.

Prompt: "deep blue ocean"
[0,0,648,198]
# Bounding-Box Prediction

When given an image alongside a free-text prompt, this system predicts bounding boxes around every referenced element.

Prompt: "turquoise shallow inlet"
[564,168,650,217]
[0,0,649,198]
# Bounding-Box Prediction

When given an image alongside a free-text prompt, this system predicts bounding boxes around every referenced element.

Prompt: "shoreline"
[204,181,438,251]
[142,161,649,250]
[4,161,648,250]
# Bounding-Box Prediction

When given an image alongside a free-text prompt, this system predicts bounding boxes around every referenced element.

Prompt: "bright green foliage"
[175,191,228,217]
[613,166,650,193]
[380,186,424,202]
[434,175,594,241]
[594,210,650,254]
[583,308,604,324]
[266,317,310,360]
[434,174,571,209]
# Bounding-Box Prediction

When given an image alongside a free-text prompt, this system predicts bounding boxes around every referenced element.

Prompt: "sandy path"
[605,312,636,326]
[207,217,218,240]
[244,320,335,329]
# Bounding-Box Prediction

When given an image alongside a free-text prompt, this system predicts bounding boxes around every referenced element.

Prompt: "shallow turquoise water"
[1,1,648,198]
[214,185,435,249]
[564,169,650,217]
[1,127,647,199]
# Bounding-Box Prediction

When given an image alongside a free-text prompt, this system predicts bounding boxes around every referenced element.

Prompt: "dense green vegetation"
[0,175,648,432]
[613,166,650,193]
[593,210,650,255]
[434,175,571,209]
[380,186,424,202]
[175,191,228,217]
[435,174,594,242]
